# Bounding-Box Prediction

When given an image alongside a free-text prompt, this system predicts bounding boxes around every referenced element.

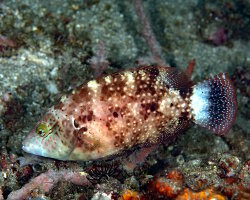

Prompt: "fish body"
[22,66,237,161]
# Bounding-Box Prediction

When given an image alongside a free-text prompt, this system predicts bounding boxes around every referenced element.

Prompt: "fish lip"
[22,142,32,154]
[21,140,41,156]
[22,137,30,152]
[22,144,28,153]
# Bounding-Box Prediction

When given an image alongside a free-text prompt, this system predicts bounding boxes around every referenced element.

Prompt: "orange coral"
[176,188,226,200]
[121,189,140,200]
[151,170,184,198]
[167,170,184,180]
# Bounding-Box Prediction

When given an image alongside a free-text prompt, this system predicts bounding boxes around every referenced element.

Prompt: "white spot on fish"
[87,80,100,92]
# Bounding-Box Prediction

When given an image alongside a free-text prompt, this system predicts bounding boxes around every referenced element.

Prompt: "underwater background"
[0,0,249,199]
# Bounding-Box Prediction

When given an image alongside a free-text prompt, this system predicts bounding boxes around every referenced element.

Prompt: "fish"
[22,65,237,161]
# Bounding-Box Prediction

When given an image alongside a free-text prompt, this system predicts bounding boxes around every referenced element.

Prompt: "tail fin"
[190,73,237,135]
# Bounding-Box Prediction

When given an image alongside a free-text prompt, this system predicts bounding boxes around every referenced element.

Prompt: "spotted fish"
[22,66,237,161]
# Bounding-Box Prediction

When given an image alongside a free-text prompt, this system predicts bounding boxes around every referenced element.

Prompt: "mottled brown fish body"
[23,65,237,161]
[50,66,192,160]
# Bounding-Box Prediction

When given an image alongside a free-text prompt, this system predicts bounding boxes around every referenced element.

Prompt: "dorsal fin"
[186,59,195,78]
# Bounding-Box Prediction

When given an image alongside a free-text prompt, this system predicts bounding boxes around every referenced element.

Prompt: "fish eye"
[36,123,49,137]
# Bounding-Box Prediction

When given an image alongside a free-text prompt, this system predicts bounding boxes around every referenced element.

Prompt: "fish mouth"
[22,143,33,154]
[22,140,45,157]
[22,144,28,152]
[22,143,32,154]
[22,136,31,153]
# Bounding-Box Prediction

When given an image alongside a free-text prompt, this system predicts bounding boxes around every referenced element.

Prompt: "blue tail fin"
[190,73,237,135]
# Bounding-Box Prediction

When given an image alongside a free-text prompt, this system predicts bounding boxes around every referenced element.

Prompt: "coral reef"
[121,189,140,200]
[7,170,90,200]
[0,0,249,199]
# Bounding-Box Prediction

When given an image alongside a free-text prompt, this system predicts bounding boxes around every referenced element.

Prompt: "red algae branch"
[7,170,90,200]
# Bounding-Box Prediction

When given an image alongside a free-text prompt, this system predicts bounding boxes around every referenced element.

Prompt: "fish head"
[22,109,75,160]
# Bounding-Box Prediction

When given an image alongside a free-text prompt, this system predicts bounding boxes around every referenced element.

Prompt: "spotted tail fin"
[190,73,237,135]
